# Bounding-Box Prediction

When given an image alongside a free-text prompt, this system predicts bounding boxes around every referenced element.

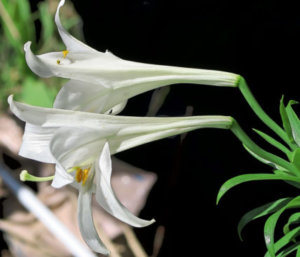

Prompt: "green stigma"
[20,170,54,182]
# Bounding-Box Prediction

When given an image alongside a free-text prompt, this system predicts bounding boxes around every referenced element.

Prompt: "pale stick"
[0,165,97,257]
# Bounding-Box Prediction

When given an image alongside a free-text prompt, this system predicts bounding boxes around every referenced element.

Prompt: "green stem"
[238,77,294,150]
[230,119,299,175]
[0,1,21,41]
[253,128,293,161]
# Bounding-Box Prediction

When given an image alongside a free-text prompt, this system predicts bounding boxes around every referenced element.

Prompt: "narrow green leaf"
[238,198,291,241]
[16,0,35,41]
[276,242,300,257]
[243,144,286,171]
[217,173,300,205]
[297,245,300,257]
[264,196,300,257]
[274,170,300,189]
[286,101,300,147]
[264,226,300,256]
[292,148,300,171]
[238,77,290,146]
[280,96,294,144]
[265,241,300,257]
[231,120,298,173]
[0,0,22,51]
[283,212,300,235]
[38,2,55,43]
[16,0,31,24]
[253,128,292,159]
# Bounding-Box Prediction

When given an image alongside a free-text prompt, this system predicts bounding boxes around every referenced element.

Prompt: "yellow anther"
[82,168,90,185]
[62,50,69,58]
[75,167,90,185]
[56,59,61,65]
[75,168,83,183]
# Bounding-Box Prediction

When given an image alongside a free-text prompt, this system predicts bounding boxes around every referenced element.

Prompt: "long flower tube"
[10,95,296,176]
[24,0,239,115]
[26,0,289,155]
[9,95,233,254]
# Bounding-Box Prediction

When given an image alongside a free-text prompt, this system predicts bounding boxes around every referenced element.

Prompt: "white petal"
[95,143,155,227]
[9,95,231,128]
[55,0,98,53]
[24,41,55,78]
[10,95,233,159]
[19,123,55,163]
[9,96,233,148]
[9,95,120,131]
[26,45,239,87]
[49,127,107,188]
[49,127,106,170]
[109,126,205,153]
[78,185,109,254]
[54,79,129,114]
[24,42,238,111]
[53,79,112,113]
[51,162,74,188]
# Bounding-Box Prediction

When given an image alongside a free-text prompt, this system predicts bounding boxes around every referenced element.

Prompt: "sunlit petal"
[78,185,109,254]
[49,127,105,171]
[95,143,155,227]
[55,0,98,53]
[19,123,55,163]
[53,79,111,113]
[9,95,232,130]
[51,161,74,188]
[24,41,55,78]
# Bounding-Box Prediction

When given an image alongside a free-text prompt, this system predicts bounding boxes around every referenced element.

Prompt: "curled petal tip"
[58,0,65,7]
[24,41,32,52]
[149,218,156,225]
[7,95,13,105]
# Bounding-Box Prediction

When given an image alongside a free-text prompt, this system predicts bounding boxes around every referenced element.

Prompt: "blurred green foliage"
[0,0,81,111]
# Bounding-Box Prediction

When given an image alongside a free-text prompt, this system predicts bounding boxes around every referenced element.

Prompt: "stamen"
[56,51,69,65]
[82,168,90,185]
[75,168,83,183]
[75,167,90,185]
[20,170,54,182]
[62,50,69,58]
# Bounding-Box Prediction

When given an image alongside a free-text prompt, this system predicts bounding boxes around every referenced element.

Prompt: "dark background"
[33,0,300,256]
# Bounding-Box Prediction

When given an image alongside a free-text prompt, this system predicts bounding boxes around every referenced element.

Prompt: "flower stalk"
[238,77,294,150]
[230,118,299,175]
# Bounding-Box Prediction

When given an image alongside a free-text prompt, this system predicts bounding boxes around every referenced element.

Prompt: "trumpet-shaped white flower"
[24,0,239,114]
[9,96,233,254]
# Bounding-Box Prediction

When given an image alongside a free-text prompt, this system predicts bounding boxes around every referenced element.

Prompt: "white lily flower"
[9,96,233,253]
[24,0,239,114]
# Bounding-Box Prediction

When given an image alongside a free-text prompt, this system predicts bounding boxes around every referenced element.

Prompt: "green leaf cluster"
[217,87,300,256]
